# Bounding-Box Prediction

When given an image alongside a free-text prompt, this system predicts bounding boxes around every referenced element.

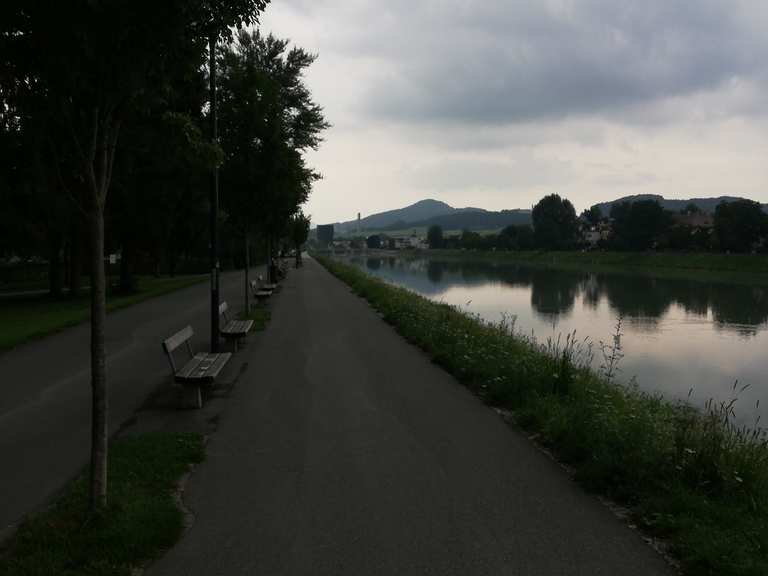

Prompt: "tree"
[610,200,671,251]
[2,0,270,512]
[427,225,444,249]
[288,212,310,267]
[366,235,382,250]
[218,31,328,285]
[581,205,603,227]
[499,224,535,251]
[460,229,482,250]
[714,200,768,253]
[681,203,702,215]
[531,194,578,250]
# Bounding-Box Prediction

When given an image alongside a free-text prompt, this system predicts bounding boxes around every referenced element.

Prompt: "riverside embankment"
[316,254,768,576]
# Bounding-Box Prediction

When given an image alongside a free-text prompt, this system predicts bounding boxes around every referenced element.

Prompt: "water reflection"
[355,256,768,335]
[342,254,768,422]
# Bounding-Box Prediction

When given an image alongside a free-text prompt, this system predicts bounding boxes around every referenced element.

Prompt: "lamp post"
[209,33,220,353]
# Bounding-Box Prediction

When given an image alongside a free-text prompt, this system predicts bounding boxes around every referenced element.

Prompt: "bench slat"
[163,326,194,354]
[221,320,254,336]
[175,352,232,382]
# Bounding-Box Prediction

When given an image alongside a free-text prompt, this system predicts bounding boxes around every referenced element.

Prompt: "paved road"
[0,269,258,535]
[149,258,672,576]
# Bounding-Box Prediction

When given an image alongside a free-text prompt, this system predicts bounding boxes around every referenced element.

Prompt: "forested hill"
[334,199,455,232]
[333,199,531,233]
[386,209,532,232]
[592,194,768,216]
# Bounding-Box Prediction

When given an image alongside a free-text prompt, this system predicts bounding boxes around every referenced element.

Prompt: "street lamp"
[209,33,220,353]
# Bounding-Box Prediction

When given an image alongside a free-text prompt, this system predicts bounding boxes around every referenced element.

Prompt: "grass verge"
[0,275,207,351]
[0,433,204,576]
[239,305,271,331]
[316,255,768,576]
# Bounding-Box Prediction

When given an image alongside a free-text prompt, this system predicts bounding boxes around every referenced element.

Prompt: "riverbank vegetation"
[407,249,768,285]
[316,255,768,576]
[0,433,204,576]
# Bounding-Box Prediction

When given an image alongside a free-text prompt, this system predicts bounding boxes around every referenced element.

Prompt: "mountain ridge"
[326,195,768,235]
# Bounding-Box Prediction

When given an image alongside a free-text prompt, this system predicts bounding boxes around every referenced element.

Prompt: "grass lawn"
[316,255,768,576]
[0,275,207,352]
[239,305,271,331]
[0,433,205,576]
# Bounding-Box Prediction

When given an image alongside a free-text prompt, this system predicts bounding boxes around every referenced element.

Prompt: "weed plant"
[316,255,768,576]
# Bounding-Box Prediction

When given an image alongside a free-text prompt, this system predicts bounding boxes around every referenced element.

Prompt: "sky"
[258,0,768,225]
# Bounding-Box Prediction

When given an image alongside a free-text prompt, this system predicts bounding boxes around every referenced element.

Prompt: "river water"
[337,253,768,424]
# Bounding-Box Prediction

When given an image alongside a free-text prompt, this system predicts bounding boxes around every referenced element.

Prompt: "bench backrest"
[219,301,231,323]
[162,326,195,374]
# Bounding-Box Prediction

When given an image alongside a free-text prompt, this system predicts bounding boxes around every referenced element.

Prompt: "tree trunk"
[119,240,137,293]
[89,209,108,511]
[69,223,83,296]
[48,233,63,296]
[244,234,250,313]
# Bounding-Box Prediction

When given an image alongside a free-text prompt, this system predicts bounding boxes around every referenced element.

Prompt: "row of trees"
[1,2,325,509]
[426,194,768,253]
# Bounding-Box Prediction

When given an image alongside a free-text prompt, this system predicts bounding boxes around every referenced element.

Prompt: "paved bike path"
[149,258,672,576]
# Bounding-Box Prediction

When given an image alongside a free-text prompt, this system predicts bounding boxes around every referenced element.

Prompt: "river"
[336,253,768,425]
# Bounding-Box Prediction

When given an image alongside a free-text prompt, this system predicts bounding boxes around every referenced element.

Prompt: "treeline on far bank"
[423,194,768,254]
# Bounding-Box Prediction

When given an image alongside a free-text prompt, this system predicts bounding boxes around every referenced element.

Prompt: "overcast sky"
[259,0,768,225]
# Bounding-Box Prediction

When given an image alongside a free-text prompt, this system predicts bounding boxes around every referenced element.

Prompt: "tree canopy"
[532,194,578,250]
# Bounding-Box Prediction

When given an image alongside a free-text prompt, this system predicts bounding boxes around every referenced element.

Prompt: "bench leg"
[181,386,202,409]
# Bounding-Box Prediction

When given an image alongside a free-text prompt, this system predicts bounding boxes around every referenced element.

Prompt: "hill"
[592,194,768,216]
[332,199,531,235]
[334,199,457,233]
[388,209,532,232]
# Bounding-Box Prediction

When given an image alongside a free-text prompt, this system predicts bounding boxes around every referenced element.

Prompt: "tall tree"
[610,199,671,251]
[714,200,768,253]
[288,212,310,267]
[531,194,578,250]
[219,31,328,287]
[2,0,269,511]
[427,225,444,249]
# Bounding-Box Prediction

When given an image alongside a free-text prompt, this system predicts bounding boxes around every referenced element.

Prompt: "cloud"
[283,0,768,125]
[259,1,768,224]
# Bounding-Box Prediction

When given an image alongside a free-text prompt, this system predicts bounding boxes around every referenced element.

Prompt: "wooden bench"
[250,279,273,302]
[162,326,231,409]
[257,273,278,291]
[219,301,253,352]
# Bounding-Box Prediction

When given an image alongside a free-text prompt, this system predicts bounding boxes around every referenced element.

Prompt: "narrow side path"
[149,258,672,576]
[0,268,260,535]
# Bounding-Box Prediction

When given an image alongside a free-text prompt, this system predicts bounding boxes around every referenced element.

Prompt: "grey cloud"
[293,0,768,125]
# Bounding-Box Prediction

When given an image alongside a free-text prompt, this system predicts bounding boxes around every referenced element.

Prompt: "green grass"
[316,255,768,576]
[0,433,205,576]
[0,275,207,351]
[239,306,271,331]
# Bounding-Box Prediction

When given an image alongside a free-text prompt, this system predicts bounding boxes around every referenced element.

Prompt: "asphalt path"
[0,269,257,535]
[149,258,673,576]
